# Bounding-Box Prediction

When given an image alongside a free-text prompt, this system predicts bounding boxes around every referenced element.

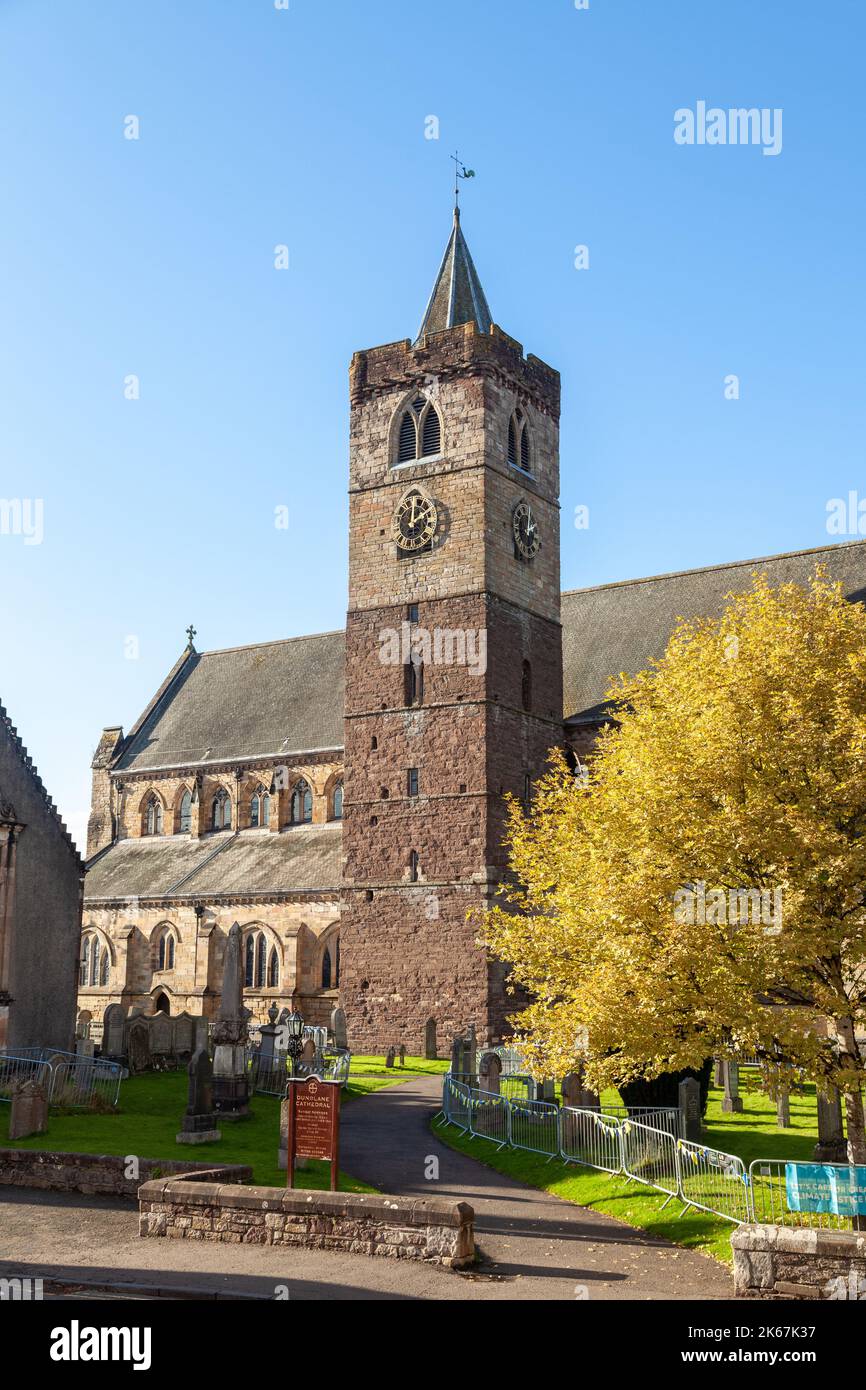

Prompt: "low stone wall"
[0,1149,252,1200]
[732,1223,866,1299]
[139,1179,475,1266]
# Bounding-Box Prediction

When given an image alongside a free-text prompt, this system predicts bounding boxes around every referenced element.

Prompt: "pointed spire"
[414,207,493,344]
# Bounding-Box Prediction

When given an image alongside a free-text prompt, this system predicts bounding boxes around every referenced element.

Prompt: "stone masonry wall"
[0,1149,251,1199]
[732,1223,866,1299]
[138,1179,475,1267]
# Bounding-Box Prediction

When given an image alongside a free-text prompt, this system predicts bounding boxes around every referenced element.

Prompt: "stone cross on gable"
[186,624,196,647]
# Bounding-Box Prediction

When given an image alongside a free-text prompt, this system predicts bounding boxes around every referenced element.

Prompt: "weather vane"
[451,151,476,211]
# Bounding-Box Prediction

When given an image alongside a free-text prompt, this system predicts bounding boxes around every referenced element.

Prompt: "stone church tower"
[340,208,562,1051]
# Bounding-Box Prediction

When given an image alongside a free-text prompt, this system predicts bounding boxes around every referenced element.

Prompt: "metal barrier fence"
[438,1074,754,1226]
[749,1159,855,1232]
[249,1048,351,1096]
[0,1053,122,1109]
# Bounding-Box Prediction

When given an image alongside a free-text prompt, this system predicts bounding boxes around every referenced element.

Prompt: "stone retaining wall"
[138,1178,475,1266]
[732,1223,866,1299]
[0,1148,251,1199]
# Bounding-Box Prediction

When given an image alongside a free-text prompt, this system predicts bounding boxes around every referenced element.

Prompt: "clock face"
[392,489,438,552]
[513,500,541,559]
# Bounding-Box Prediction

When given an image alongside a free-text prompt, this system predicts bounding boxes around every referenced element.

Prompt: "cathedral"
[78,209,866,1053]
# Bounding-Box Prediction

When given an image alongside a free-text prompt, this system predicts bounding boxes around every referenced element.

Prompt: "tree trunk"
[843,1088,866,1164]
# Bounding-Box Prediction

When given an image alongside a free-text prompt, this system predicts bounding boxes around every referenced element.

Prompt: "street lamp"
[285,1007,305,1080]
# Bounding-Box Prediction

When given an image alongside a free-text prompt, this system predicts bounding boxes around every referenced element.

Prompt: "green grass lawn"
[0,1070,411,1192]
[350,1054,450,1077]
[434,1079,825,1265]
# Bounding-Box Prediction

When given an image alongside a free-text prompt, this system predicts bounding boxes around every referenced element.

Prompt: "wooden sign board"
[284,1076,341,1191]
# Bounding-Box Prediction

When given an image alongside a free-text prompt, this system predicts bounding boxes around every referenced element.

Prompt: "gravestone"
[424,1017,437,1060]
[75,1038,95,1059]
[172,1012,195,1057]
[330,1006,348,1051]
[385,1046,396,1069]
[211,922,250,1119]
[300,1038,318,1072]
[398,1044,406,1069]
[679,1076,702,1143]
[149,1011,172,1056]
[713,1058,724,1087]
[176,1047,221,1145]
[535,1078,555,1104]
[561,1070,599,1110]
[102,1003,126,1058]
[776,1089,791,1128]
[721,1061,744,1113]
[9,1079,49,1140]
[127,1020,152,1074]
[478,1051,502,1095]
[814,1086,847,1162]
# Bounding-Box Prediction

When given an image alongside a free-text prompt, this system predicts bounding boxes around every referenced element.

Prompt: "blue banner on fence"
[785,1163,866,1216]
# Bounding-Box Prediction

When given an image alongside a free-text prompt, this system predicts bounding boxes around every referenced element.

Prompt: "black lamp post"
[285,1006,305,1080]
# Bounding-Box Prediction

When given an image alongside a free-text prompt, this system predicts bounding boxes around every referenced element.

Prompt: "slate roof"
[84,826,342,902]
[113,632,345,773]
[562,539,866,723]
[415,209,493,343]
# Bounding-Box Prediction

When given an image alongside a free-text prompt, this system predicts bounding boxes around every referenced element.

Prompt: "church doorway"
[154,992,170,1015]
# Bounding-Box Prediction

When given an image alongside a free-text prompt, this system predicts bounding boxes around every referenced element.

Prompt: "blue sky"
[1,0,864,849]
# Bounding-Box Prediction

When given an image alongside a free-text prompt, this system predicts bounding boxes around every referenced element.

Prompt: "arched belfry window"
[250,785,270,828]
[290,778,313,824]
[212,788,231,830]
[508,408,532,474]
[178,789,192,834]
[144,794,163,836]
[395,395,442,465]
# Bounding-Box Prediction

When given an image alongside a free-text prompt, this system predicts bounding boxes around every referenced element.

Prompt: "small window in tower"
[397,411,416,463]
[407,603,419,624]
[409,850,420,882]
[523,773,532,809]
[507,417,517,467]
[407,768,419,797]
[421,405,441,457]
[405,658,424,707]
[371,735,378,750]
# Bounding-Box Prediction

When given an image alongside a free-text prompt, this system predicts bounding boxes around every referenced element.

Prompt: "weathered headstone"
[300,1037,318,1072]
[424,1016,437,1060]
[75,1038,95,1059]
[9,1079,48,1140]
[330,1006,348,1051]
[721,1061,744,1113]
[398,1044,406,1069]
[127,1019,152,1074]
[478,1051,502,1095]
[713,1058,724,1087]
[176,1047,221,1145]
[535,1077,555,1104]
[102,1003,126,1058]
[561,1070,599,1110]
[679,1076,702,1142]
[211,922,250,1119]
[385,1046,396,1069]
[776,1089,791,1129]
[814,1085,847,1162]
[149,1011,172,1056]
[172,1012,195,1057]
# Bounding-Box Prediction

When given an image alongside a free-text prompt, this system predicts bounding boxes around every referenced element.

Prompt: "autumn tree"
[482,571,866,1162]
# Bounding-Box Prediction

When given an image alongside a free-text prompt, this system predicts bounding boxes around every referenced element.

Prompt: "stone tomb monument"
[9,1078,49,1140]
[211,922,250,1120]
[177,1047,221,1145]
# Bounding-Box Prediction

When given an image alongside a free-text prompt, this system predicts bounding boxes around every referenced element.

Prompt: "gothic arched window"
[144,794,163,836]
[178,789,192,834]
[395,395,442,464]
[267,947,280,988]
[157,928,175,972]
[100,947,110,986]
[322,946,332,989]
[80,936,90,987]
[212,788,231,830]
[507,408,532,474]
[80,932,110,987]
[244,933,255,988]
[290,778,312,824]
[250,786,270,828]
[331,781,343,820]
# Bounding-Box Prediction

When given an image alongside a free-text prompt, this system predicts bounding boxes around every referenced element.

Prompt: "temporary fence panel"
[492,1046,528,1075]
[749,1158,858,1232]
[560,1106,623,1174]
[48,1058,123,1109]
[499,1073,533,1102]
[508,1095,560,1157]
[467,1087,511,1149]
[676,1139,751,1224]
[620,1118,680,1199]
[441,1075,471,1132]
[0,1055,52,1102]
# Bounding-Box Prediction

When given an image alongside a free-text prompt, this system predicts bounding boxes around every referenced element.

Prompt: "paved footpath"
[0,1076,733,1300]
[338,1074,733,1301]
